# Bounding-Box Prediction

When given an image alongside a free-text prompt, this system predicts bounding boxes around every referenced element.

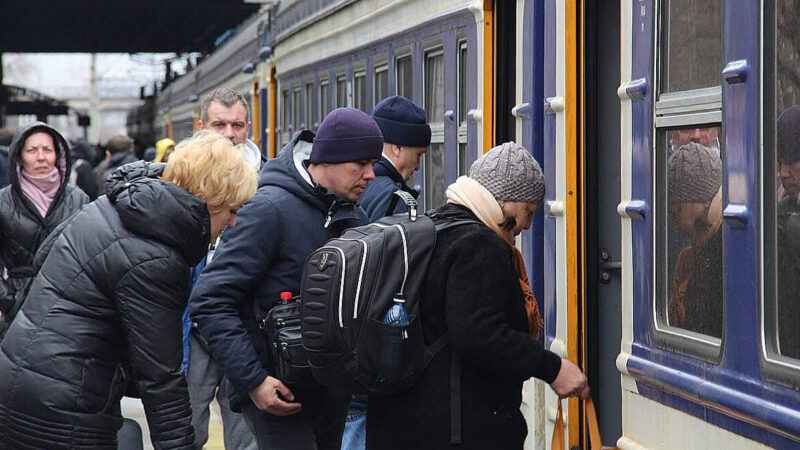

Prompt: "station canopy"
[0,1,261,53]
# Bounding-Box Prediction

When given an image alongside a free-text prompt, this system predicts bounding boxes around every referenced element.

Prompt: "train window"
[374,65,389,105]
[292,87,302,131]
[458,143,468,177]
[281,89,290,133]
[305,83,313,129]
[424,48,446,209]
[354,71,367,111]
[320,80,330,121]
[336,75,348,108]
[655,125,724,343]
[659,0,722,94]
[457,41,469,176]
[764,0,800,367]
[396,54,413,99]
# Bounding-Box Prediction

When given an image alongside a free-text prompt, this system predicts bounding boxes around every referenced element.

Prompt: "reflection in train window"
[281,89,290,133]
[424,49,444,123]
[425,143,446,210]
[336,75,348,108]
[659,0,722,93]
[458,143,468,177]
[657,125,724,339]
[354,71,367,111]
[424,48,446,210]
[396,55,413,100]
[770,0,800,361]
[319,80,330,121]
[458,41,468,126]
[292,87,302,131]
[375,65,388,105]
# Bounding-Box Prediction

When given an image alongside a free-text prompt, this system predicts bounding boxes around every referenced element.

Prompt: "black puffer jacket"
[0,122,88,330]
[0,161,207,450]
[366,204,562,450]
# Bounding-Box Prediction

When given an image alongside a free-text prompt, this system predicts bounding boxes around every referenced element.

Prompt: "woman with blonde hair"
[0,130,257,450]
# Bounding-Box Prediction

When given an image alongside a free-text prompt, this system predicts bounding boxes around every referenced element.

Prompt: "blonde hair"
[162,130,257,214]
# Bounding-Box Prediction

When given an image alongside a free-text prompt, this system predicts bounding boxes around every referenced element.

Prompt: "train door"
[583,0,623,446]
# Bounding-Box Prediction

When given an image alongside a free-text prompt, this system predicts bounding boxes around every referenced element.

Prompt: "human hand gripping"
[550,358,590,399]
[249,376,303,416]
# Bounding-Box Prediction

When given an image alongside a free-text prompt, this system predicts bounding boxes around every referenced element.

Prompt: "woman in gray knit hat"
[667,141,723,338]
[366,142,588,450]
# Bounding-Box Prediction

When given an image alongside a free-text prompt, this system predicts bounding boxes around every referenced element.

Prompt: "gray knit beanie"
[668,141,722,203]
[468,142,545,204]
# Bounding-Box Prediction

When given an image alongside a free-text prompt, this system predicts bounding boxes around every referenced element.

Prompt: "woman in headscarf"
[0,122,88,336]
[366,142,589,450]
[0,130,258,450]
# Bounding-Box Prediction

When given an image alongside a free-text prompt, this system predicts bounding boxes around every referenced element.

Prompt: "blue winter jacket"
[358,156,419,221]
[189,130,368,408]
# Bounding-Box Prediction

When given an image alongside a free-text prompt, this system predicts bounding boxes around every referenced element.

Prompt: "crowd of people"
[0,86,590,450]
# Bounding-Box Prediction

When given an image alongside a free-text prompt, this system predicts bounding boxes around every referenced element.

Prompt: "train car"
[151,0,800,448]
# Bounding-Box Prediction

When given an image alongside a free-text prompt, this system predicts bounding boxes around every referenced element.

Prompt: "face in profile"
[779,159,800,198]
[501,201,540,237]
[322,160,377,202]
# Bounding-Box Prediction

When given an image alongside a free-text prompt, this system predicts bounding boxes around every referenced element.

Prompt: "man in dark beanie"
[667,141,723,338]
[359,95,432,221]
[190,107,383,450]
[776,105,800,359]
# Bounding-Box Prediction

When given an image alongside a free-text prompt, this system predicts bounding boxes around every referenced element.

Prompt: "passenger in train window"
[198,87,265,170]
[667,140,724,338]
[776,106,800,359]
[366,142,589,450]
[340,96,431,450]
[669,126,720,153]
[190,108,383,450]
[360,95,431,220]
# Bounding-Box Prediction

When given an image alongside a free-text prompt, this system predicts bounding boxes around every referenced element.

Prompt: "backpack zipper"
[335,238,369,320]
[318,245,347,327]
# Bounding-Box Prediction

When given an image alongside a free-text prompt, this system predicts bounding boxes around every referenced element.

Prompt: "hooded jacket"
[0,122,88,327]
[358,156,419,221]
[189,130,367,410]
[0,161,206,450]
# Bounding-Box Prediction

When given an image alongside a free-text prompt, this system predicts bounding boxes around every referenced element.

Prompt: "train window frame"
[457,40,468,177]
[354,70,367,112]
[336,73,349,108]
[280,88,290,146]
[760,0,800,386]
[292,86,302,133]
[650,0,725,361]
[395,52,413,100]
[423,45,446,211]
[304,82,314,130]
[319,78,330,125]
[374,63,389,106]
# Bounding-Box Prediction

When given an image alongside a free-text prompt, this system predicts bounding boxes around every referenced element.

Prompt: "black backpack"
[300,191,475,395]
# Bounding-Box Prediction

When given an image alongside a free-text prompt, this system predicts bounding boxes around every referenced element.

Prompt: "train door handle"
[599,248,621,284]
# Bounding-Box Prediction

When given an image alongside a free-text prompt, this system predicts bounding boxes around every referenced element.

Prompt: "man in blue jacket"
[190,107,383,450]
[359,96,431,221]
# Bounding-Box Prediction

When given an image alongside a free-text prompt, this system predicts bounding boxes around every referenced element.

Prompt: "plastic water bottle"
[381,295,410,380]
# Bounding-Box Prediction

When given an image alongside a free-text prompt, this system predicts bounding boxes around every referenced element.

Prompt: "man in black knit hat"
[190,107,383,450]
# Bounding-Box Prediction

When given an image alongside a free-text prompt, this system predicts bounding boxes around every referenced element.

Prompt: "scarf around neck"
[19,167,61,218]
[445,176,543,336]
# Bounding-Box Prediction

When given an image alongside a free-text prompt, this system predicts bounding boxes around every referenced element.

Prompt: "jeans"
[340,395,367,450]
[241,389,348,450]
[187,334,257,450]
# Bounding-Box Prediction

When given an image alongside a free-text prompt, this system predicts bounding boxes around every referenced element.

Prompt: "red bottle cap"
[279,291,293,302]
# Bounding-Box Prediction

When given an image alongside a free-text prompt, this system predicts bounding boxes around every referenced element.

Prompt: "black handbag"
[260,294,316,388]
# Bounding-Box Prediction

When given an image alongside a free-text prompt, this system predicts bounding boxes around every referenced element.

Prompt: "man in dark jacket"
[777,106,800,359]
[96,134,138,195]
[69,138,99,200]
[359,96,431,221]
[190,107,383,450]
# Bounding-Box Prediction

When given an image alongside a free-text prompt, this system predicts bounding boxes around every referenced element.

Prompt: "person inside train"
[667,140,724,338]
[0,122,89,339]
[0,130,257,450]
[359,95,431,221]
[190,107,383,450]
[184,88,264,450]
[366,142,589,450]
[198,87,264,170]
[776,105,800,359]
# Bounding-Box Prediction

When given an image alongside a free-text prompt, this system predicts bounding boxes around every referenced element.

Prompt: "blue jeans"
[340,396,367,450]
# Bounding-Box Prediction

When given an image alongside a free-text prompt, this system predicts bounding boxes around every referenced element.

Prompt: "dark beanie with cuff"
[372,96,432,147]
[310,107,384,164]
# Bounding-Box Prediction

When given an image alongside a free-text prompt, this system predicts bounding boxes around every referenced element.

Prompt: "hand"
[249,376,302,416]
[550,358,590,399]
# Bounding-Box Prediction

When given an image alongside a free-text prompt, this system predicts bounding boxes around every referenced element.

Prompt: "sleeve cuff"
[539,350,562,385]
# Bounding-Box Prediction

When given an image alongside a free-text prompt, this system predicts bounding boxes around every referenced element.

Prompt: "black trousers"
[241,389,348,450]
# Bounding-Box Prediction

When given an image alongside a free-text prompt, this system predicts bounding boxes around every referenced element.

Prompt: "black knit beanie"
[372,96,431,147]
[310,108,384,164]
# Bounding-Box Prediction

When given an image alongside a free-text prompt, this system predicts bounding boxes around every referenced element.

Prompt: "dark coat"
[358,156,418,221]
[97,151,138,195]
[0,161,207,450]
[778,196,800,359]
[366,204,562,450]
[190,130,368,410]
[70,141,99,200]
[0,122,88,327]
